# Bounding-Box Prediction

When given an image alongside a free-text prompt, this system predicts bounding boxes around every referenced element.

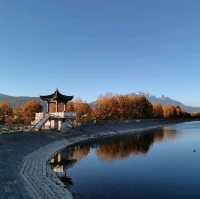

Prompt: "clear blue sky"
[0,0,200,105]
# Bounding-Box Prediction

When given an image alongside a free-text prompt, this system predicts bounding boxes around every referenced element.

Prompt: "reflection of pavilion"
[32,89,75,131]
[50,153,64,173]
[50,152,77,174]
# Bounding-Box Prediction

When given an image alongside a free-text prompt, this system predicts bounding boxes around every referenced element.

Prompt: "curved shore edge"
[20,120,193,199]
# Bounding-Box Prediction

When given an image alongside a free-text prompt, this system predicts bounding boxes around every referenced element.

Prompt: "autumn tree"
[67,99,93,124]
[115,95,152,119]
[152,103,164,118]
[0,101,13,124]
[175,106,184,118]
[176,106,191,118]
[130,95,153,118]
[94,94,153,121]
[115,95,138,119]
[13,106,24,124]
[162,104,177,119]
[94,94,119,121]
[191,112,200,118]
[18,100,42,124]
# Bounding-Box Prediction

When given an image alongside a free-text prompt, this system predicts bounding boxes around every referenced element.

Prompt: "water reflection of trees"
[64,144,91,161]
[96,134,154,160]
[95,128,177,161]
[51,127,177,168]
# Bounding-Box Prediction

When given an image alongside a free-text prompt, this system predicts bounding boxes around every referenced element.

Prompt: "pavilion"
[32,89,75,131]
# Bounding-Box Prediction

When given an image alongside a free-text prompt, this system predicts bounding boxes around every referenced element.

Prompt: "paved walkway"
[0,132,63,199]
[21,139,73,199]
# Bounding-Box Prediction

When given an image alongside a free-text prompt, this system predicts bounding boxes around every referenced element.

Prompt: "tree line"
[67,94,191,125]
[0,93,193,127]
[0,100,41,126]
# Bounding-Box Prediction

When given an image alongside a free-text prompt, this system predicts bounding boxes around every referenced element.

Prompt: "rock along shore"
[0,119,192,199]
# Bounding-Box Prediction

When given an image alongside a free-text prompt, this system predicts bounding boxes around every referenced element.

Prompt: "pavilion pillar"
[56,101,58,112]
[64,103,66,112]
[47,102,49,113]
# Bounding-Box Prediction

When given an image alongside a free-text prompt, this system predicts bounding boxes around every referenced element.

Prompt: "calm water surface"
[50,121,200,199]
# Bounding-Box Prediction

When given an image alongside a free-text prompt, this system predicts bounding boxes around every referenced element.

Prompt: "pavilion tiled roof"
[40,89,73,103]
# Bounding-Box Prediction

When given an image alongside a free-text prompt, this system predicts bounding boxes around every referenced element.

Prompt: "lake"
[50,121,200,199]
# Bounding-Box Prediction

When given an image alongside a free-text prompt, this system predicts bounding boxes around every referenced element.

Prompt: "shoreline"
[19,119,195,199]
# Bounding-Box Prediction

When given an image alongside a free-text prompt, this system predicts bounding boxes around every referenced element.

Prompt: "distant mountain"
[130,92,200,113]
[0,93,42,107]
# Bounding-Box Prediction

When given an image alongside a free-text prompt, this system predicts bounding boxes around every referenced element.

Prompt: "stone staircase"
[32,114,50,131]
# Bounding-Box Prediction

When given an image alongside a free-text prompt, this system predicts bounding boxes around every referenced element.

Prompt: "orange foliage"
[94,94,153,121]
[17,100,42,124]
[117,95,153,119]
[67,99,93,124]
[94,94,119,120]
[152,103,164,118]
[94,94,190,122]
[0,101,13,124]
[191,112,200,118]
[162,104,189,119]
[162,104,177,118]
[175,106,183,117]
